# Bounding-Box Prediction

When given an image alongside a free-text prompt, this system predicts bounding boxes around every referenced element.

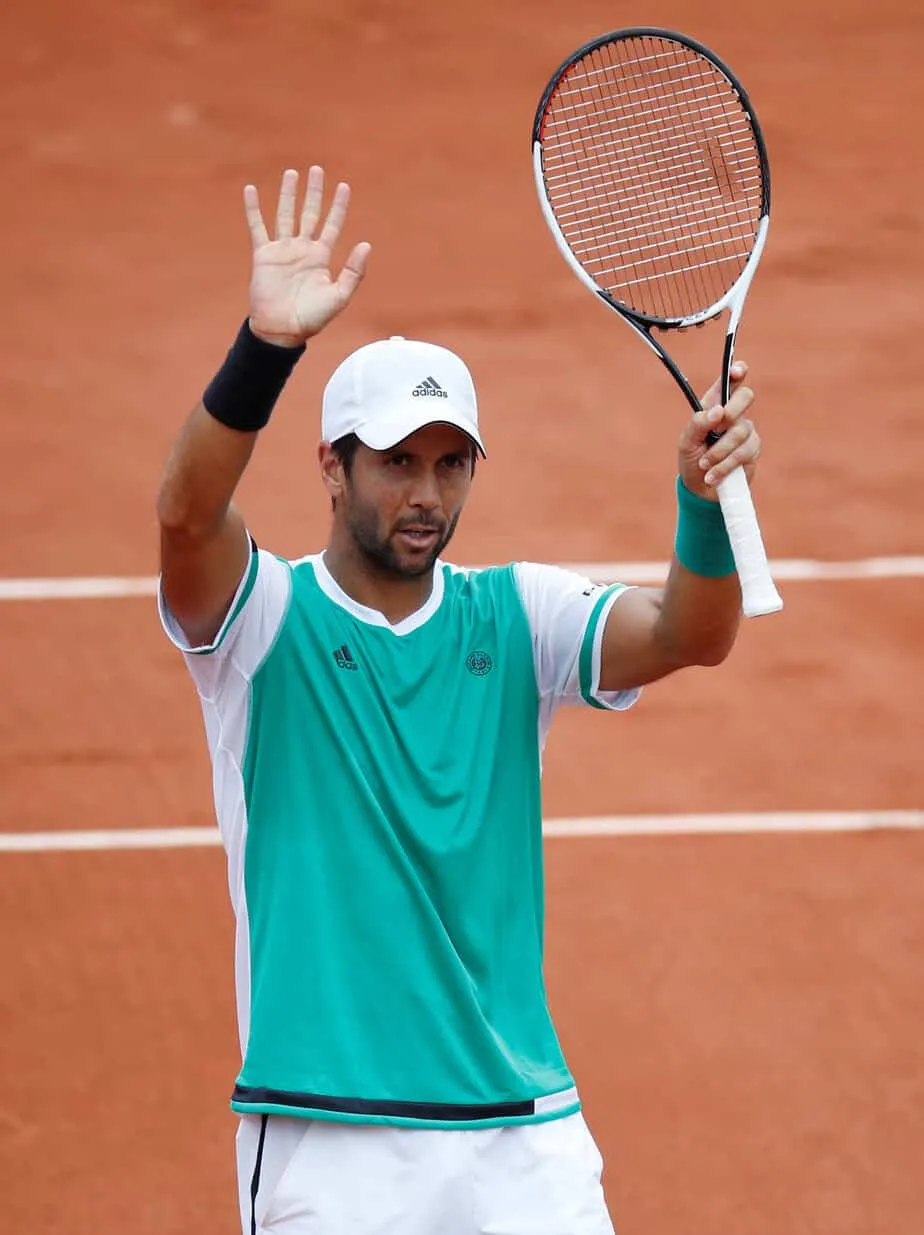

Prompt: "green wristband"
[674,477,736,578]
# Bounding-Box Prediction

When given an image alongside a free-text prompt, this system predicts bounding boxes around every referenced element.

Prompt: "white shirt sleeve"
[157,545,291,700]
[513,561,641,742]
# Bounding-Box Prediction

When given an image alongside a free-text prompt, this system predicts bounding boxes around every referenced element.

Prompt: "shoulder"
[438,559,618,621]
[510,562,623,623]
[440,560,521,608]
[441,560,515,587]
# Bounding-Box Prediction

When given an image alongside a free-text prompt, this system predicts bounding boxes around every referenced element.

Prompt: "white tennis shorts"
[237,1110,616,1235]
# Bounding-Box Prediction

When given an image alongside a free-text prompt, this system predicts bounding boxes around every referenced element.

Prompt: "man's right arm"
[155,165,371,647]
[156,404,256,648]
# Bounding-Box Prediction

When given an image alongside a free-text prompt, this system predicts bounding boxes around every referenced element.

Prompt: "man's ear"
[319,441,346,503]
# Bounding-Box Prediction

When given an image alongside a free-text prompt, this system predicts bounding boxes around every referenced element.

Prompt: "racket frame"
[532,27,783,617]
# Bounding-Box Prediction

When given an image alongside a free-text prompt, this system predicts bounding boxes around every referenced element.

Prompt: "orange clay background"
[1,1,922,1232]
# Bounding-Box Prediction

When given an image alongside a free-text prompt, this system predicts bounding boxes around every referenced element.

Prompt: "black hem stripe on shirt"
[233,1084,535,1122]
[249,1113,268,1235]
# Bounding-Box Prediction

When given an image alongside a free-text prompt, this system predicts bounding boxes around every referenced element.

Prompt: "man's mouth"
[395,526,441,550]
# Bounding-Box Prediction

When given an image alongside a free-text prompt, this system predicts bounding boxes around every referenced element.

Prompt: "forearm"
[653,477,742,666]
[157,320,305,539]
[598,479,745,689]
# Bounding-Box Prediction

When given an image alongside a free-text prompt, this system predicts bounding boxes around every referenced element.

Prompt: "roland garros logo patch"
[466,650,493,676]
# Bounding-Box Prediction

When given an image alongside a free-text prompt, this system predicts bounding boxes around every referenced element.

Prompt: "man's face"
[336,423,475,577]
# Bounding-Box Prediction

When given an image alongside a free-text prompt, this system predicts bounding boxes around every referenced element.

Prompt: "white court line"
[0,557,922,601]
[0,828,221,852]
[543,811,924,837]
[1,811,921,852]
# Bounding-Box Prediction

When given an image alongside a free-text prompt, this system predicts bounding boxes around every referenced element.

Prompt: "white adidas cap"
[321,336,486,457]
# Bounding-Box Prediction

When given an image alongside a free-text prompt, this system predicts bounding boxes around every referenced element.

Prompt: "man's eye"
[387,454,411,466]
[442,455,467,470]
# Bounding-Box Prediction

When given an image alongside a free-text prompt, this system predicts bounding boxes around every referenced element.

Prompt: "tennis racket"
[532,27,783,617]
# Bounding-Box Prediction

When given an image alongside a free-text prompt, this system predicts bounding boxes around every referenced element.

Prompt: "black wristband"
[202,319,306,432]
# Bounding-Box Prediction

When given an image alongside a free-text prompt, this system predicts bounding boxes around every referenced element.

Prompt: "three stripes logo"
[333,644,358,671]
[412,376,448,399]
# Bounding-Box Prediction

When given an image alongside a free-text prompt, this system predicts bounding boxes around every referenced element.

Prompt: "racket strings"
[539,35,764,320]
[585,41,753,317]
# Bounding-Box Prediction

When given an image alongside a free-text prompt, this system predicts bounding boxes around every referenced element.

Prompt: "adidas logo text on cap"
[412,377,448,399]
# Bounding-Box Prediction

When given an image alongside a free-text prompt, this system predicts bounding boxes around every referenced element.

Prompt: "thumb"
[701,360,748,410]
[336,241,372,303]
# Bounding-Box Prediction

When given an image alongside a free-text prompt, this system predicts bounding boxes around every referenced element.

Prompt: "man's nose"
[408,471,441,510]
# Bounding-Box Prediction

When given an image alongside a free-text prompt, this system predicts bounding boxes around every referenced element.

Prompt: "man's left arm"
[599,362,762,693]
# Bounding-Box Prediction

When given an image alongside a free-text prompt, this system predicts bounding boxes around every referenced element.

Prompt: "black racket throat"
[606,295,736,445]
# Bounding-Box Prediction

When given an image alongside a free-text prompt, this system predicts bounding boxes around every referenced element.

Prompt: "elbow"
[156,477,222,542]
[657,627,736,671]
[654,615,737,671]
[693,641,734,668]
[156,484,195,537]
[155,482,181,533]
[156,491,211,543]
[688,625,739,667]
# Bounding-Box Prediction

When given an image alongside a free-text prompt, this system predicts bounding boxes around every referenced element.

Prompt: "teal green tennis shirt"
[160,550,638,1128]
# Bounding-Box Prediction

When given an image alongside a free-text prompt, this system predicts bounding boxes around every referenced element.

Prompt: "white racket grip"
[715,467,783,617]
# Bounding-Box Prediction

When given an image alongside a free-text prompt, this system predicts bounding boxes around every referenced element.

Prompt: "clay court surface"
[1,0,922,1231]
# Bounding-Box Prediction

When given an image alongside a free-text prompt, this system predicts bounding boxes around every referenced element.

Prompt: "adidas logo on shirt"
[333,644,358,671]
[412,377,448,399]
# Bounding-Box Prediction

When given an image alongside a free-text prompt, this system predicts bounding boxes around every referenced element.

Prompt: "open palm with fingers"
[245,166,371,347]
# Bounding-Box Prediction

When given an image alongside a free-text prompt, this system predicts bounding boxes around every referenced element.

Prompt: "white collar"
[306,553,446,636]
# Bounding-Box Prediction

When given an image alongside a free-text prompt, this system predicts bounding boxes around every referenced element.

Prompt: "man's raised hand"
[677,361,761,500]
[244,166,371,347]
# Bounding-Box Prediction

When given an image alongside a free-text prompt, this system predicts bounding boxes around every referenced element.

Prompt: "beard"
[347,502,461,579]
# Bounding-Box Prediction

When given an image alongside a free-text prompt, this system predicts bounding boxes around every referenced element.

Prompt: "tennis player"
[156,167,761,1235]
